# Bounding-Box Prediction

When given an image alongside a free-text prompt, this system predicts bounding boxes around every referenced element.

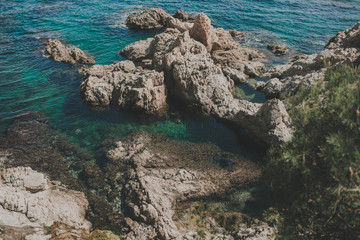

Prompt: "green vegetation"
[264,65,360,239]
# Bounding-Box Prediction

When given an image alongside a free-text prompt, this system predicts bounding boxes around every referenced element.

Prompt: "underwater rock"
[107,131,260,240]
[80,60,168,116]
[266,44,289,55]
[43,39,95,65]
[125,7,172,30]
[262,21,360,99]
[1,112,124,232]
[0,167,91,239]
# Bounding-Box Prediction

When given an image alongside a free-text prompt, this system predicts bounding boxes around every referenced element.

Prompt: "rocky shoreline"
[80,9,290,146]
[1,6,359,240]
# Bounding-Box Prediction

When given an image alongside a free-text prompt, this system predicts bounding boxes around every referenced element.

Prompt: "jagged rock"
[80,60,167,115]
[168,32,235,116]
[0,167,91,240]
[189,13,218,52]
[326,22,360,49]
[211,28,265,83]
[43,39,95,65]
[119,38,153,62]
[267,44,289,55]
[117,10,288,145]
[107,131,260,240]
[229,29,245,39]
[173,9,195,22]
[125,8,172,30]
[262,21,360,99]
[166,17,194,33]
[0,112,125,231]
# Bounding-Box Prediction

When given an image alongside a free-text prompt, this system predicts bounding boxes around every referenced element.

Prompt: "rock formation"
[267,44,289,55]
[259,22,360,99]
[173,9,195,23]
[0,112,125,232]
[81,9,292,145]
[125,8,172,30]
[43,39,95,65]
[80,60,168,115]
[0,166,91,239]
[106,131,263,239]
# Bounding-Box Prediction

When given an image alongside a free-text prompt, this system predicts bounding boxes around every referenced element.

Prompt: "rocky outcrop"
[43,39,95,65]
[261,22,360,99]
[0,167,91,239]
[80,60,168,115]
[326,22,360,49]
[189,13,218,52]
[267,44,289,55]
[125,8,172,30]
[0,112,125,232]
[92,9,290,145]
[106,131,261,240]
[173,9,195,23]
[229,29,245,39]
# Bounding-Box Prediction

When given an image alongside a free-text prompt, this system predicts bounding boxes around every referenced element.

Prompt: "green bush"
[264,65,360,239]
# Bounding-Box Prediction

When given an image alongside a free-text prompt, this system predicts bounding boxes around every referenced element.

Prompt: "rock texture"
[80,60,168,115]
[125,8,172,30]
[43,39,95,65]
[85,9,291,145]
[0,167,91,240]
[173,9,195,23]
[106,131,261,240]
[267,44,289,55]
[260,22,360,99]
[0,112,125,232]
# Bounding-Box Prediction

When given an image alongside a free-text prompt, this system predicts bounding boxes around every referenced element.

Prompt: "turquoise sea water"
[0,0,359,159]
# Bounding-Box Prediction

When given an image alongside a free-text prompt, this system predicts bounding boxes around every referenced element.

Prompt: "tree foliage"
[264,65,360,239]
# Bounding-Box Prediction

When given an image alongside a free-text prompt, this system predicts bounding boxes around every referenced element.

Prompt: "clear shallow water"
[0,0,359,159]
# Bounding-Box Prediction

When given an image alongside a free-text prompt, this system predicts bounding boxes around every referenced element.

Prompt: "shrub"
[264,65,360,239]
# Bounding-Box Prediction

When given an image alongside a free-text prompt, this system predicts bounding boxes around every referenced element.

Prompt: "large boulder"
[125,8,172,30]
[0,167,91,239]
[189,13,218,52]
[80,60,167,116]
[43,39,95,65]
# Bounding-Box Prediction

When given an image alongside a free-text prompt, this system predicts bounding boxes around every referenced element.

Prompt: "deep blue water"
[0,0,359,159]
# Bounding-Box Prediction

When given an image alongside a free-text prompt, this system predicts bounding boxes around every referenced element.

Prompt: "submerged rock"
[267,44,289,55]
[125,7,172,30]
[262,21,360,99]
[107,131,261,239]
[43,39,95,65]
[0,166,91,239]
[1,112,124,232]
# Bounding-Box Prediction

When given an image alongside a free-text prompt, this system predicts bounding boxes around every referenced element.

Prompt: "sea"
[0,0,359,160]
